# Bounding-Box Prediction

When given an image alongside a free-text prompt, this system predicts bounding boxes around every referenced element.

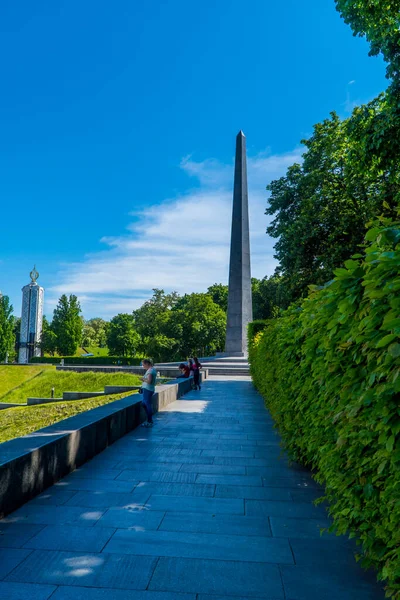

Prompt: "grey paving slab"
[133,482,216,497]
[103,528,292,563]
[246,499,328,519]
[289,538,361,565]
[55,477,135,492]
[289,488,324,503]
[145,495,244,514]
[159,511,272,537]
[0,522,45,548]
[66,468,124,480]
[196,474,263,486]
[113,461,183,472]
[95,507,165,529]
[197,596,270,600]
[270,516,333,539]
[30,490,78,506]
[213,456,278,466]
[65,491,148,509]
[149,556,284,597]
[197,596,271,600]
[262,475,321,489]
[2,505,105,526]
[23,524,116,552]
[0,547,32,579]
[280,565,385,600]
[179,463,246,475]
[117,470,197,483]
[200,449,255,458]
[6,549,158,590]
[0,582,56,600]
[119,455,215,465]
[215,485,292,501]
[51,587,196,600]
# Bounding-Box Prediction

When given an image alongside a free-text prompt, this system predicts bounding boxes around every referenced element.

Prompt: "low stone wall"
[62,391,105,400]
[56,365,201,379]
[104,385,141,394]
[27,397,63,406]
[0,403,22,410]
[0,375,201,518]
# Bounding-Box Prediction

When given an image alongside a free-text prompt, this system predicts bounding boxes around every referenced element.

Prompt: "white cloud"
[48,146,302,318]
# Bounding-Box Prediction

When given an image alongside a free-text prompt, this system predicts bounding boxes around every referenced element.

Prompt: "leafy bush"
[249,217,400,598]
[248,320,269,343]
[30,356,143,366]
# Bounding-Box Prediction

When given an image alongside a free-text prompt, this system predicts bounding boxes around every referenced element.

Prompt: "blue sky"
[0,0,387,319]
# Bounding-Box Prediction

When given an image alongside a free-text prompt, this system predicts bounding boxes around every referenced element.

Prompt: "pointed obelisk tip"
[237,130,245,138]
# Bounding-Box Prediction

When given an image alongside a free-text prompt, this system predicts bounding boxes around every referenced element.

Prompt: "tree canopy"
[106,313,140,356]
[51,294,83,356]
[0,295,15,361]
[266,95,400,303]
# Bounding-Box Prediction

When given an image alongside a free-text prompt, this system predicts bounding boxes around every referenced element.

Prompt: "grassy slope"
[0,369,142,404]
[0,365,53,399]
[0,391,137,444]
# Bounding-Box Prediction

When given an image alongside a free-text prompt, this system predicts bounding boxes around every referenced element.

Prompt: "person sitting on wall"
[177,363,190,378]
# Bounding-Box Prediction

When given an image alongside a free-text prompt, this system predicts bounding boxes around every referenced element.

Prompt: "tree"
[40,315,57,356]
[83,318,108,347]
[171,293,226,357]
[133,289,180,340]
[252,276,290,319]
[335,1,400,81]
[266,98,400,303]
[0,294,15,361]
[51,295,83,356]
[107,313,140,356]
[207,283,228,312]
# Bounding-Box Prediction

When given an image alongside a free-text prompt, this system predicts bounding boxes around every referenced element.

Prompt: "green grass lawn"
[0,365,53,400]
[0,391,136,444]
[0,367,142,404]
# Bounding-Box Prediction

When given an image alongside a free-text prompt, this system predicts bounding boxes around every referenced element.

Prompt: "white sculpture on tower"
[18,266,44,364]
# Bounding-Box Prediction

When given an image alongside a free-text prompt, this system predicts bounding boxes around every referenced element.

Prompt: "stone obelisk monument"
[225,130,253,356]
[18,266,44,364]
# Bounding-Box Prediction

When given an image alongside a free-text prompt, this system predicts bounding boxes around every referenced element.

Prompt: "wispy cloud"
[48,146,302,318]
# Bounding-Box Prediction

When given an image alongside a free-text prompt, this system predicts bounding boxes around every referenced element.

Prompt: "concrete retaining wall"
[0,374,202,518]
[0,403,22,410]
[56,365,193,378]
[62,391,105,400]
[104,385,141,394]
[27,397,63,406]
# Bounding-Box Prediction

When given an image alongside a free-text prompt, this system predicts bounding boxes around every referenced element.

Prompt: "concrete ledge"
[56,365,209,380]
[0,375,200,518]
[104,385,141,394]
[27,397,63,406]
[62,391,105,400]
[0,403,23,410]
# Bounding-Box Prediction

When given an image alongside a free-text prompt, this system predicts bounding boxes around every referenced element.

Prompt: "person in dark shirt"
[177,363,190,378]
[192,356,202,390]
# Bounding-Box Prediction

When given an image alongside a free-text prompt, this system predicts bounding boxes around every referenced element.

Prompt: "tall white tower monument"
[18,266,44,364]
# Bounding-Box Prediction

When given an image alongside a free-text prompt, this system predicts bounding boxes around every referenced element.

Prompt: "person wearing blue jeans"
[141,359,157,428]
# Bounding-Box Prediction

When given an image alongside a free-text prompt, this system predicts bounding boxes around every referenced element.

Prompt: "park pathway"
[0,377,385,599]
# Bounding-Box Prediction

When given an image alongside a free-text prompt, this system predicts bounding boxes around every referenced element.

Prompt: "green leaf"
[386,435,395,453]
[388,343,400,358]
[376,334,397,348]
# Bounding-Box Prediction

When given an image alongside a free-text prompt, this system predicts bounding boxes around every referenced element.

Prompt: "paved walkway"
[0,378,385,599]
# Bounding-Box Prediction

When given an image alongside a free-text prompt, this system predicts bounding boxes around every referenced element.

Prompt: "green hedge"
[249,217,400,598]
[30,356,143,366]
[248,319,269,343]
